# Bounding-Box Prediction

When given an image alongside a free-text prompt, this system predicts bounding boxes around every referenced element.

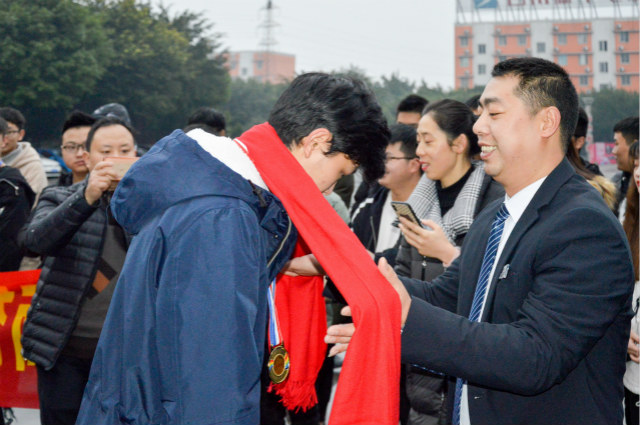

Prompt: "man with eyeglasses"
[351,124,422,265]
[0,107,48,201]
[58,111,96,186]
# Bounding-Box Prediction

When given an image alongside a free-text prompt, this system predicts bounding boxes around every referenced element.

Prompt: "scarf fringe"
[269,380,319,412]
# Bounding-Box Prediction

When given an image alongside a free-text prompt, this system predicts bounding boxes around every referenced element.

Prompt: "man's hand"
[628,330,639,363]
[85,161,119,205]
[324,257,412,357]
[399,217,459,265]
[281,253,325,276]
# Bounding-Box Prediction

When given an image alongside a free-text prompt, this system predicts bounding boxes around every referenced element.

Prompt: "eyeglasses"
[385,156,417,163]
[61,143,87,153]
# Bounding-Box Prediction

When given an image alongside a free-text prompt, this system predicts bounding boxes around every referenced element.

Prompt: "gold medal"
[268,345,290,384]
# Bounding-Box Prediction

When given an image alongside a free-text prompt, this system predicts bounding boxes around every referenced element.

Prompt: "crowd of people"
[0,57,638,425]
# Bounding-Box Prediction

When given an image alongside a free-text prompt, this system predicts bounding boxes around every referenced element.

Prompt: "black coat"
[0,166,35,271]
[19,181,120,370]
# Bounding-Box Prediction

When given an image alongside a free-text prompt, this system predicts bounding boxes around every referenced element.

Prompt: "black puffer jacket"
[19,180,112,370]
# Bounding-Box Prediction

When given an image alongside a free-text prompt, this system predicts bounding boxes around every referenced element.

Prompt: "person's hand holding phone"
[85,161,119,205]
[399,217,460,265]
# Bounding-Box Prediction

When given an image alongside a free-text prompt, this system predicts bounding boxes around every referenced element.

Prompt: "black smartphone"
[391,201,423,228]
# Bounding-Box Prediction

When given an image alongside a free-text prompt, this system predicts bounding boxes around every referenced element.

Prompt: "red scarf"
[237,123,401,425]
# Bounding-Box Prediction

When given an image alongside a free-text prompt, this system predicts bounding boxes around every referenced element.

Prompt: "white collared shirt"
[460,176,547,425]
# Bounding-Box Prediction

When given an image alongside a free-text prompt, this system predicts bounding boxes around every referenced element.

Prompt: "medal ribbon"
[267,278,282,348]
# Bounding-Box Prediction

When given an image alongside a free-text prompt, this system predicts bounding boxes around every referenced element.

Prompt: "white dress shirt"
[460,176,546,425]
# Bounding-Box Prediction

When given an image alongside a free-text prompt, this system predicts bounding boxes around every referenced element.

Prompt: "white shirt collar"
[503,176,547,224]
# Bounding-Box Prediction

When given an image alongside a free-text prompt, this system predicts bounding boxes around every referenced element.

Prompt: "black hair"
[0,117,7,135]
[268,73,389,182]
[0,107,26,130]
[396,94,429,116]
[93,103,132,127]
[62,110,97,135]
[388,124,418,158]
[183,123,222,136]
[86,116,136,151]
[574,107,588,139]
[423,99,480,158]
[613,116,639,146]
[492,57,578,153]
[465,94,481,111]
[187,107,226,135]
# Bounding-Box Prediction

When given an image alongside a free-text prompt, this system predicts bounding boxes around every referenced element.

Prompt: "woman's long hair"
[623,141,639,281]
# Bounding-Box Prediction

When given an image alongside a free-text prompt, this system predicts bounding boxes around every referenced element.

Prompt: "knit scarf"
[408,162,485,242]
[237,123,401,425]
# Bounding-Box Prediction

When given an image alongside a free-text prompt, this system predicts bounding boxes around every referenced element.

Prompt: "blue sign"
[475,0,498,8]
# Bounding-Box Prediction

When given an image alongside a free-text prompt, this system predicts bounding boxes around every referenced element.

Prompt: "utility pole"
[259,0,278,83]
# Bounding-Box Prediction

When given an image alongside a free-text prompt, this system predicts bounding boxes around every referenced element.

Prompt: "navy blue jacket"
[76,130,297,425]
[401,159,634,424]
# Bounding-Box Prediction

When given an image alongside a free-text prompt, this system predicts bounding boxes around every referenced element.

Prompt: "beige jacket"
[3,141,48,202]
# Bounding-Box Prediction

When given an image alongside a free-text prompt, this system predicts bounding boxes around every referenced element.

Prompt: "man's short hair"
[492,57,578,152]
[574,107,588,139]
[396,94,429,116]
[465,94,481,111]
[268,73,390,182]
[0,107,26,130]
[93,103,132,127]
[0,117,7,135]
[613,116,639,146]
[388,124,418,158]
[86,116,136,151]
[187,107,226,135]
[62,111,97,135]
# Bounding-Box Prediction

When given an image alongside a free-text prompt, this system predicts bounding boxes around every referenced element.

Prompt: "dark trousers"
[36,355,92,425]
[625,388,639,425]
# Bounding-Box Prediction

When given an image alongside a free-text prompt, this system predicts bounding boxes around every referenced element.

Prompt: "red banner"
[0,270,40,408]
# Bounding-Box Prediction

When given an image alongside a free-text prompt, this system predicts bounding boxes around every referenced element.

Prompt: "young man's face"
[84,124,136,171]
[613,132,632,172]
[61,126,91,176]
[378,142,418,191]
[1,121,24,155]
[474,75,547,195]
[396,112,421,129]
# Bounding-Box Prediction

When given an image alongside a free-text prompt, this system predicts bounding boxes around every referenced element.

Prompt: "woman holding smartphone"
[395,99,503,425]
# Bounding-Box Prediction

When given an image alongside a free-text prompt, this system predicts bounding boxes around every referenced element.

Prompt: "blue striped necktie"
[452,202,510,425]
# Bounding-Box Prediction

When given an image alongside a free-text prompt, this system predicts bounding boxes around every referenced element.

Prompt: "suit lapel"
[479,159,576,322]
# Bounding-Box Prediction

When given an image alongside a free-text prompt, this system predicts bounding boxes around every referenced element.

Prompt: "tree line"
[0,0,636,147]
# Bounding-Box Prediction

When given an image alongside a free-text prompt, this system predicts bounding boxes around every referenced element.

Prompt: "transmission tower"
[258,0,279,83]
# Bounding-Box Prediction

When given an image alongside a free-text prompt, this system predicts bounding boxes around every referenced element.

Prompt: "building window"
[518,35,527,46]
[478,44,486,54]
[599,62,608,73]
[578,34,588,44]
[460,57,469,67]
[579,75,589,86]
[621,53,630,64]
[558,55,568,66]
[599,40,608,51]
[537,42,546,53]
[498,55,507,62]
[621,75,631,86]
[478,64,486,75]
[620,31,629,43]
[241,67,248,76]
[498,35,507,46]
[459,78,470,88]
[460,36,469,47]
[557,34,567,45]
[255,60,263,69]
[579,54,588,66]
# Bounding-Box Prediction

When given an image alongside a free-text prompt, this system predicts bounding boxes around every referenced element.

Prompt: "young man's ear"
[300,128,333,158]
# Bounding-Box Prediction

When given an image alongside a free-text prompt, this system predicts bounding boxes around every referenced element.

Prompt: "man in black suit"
[326,57,634,425]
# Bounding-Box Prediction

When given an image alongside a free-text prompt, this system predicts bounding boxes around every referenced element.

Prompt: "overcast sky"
[157,0,457,88]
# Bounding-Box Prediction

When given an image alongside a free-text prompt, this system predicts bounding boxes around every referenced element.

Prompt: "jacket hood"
[111,130,269,234]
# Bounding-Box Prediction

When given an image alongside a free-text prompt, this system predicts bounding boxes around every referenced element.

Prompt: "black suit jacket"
[401,159,634,425]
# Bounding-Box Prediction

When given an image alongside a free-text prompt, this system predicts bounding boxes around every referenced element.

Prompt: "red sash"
[237,123,400,425]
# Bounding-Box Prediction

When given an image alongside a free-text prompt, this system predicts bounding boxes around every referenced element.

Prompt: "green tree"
[588,88,639,142]
[0,0,111,143]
